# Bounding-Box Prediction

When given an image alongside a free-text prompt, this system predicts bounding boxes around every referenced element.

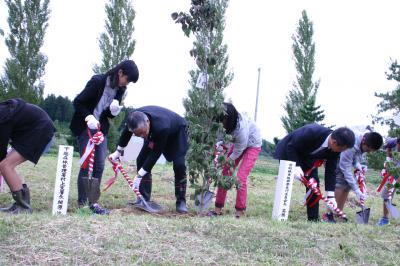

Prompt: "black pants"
[76,130,108,204]
[304,168,320,221]
[137,144,187,202]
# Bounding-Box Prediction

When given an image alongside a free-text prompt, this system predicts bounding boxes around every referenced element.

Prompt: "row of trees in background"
[0,1,399,163]
[0,0,50,104]
[281,10,325,133]
[0,0,135,152]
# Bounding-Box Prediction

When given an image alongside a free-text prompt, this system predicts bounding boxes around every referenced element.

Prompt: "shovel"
[131,197,164,213]
[356,205,370,224]
[385,199,400,219]
[194,190,214,211]
[108,159,164,214]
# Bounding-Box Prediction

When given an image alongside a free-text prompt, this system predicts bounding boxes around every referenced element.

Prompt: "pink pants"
[215,146,261,211]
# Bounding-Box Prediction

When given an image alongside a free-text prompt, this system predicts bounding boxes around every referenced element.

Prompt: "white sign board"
[272,160,296,221]
[122,136,166,164]
[0,175,6,193]
[52,145,73,215]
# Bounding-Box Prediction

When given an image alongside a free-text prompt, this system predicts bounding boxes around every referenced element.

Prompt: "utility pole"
[254,67,261,122]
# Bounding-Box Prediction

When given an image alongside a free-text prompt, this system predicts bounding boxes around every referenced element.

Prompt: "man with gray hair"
[109,106,189,213]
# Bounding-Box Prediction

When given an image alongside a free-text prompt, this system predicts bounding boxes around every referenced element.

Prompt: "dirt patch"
[111,205,197,218]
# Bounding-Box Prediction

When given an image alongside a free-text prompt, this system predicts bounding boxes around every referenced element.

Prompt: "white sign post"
[52,145,73,215]
[0,175,6,193]
[272,160,296,221]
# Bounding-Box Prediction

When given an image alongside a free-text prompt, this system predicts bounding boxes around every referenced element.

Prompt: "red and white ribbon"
[356,170,367,205]
[376,169,390,193]
[79,128,104,177]
[104,159,144,200]
[297,160,347,219]
[299,176,347,219]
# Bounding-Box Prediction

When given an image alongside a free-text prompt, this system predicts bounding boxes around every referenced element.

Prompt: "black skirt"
[0,99,55,164]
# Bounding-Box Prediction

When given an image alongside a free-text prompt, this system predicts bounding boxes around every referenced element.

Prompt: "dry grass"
[0,155,400,265]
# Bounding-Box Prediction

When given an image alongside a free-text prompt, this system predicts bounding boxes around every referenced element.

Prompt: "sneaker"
[207,210,222,217]
[235,210,245,218]
[376,217,389,226]
[90,203,110,215]
[322,212,336,223]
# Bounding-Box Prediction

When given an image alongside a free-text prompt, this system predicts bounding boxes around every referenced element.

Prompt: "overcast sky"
[1,0,399,141]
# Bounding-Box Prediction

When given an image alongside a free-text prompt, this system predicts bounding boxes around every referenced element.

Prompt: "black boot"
[8,187,32,214]
[138,174,152,202]
[0,184,30,213]
[175,176,188,213]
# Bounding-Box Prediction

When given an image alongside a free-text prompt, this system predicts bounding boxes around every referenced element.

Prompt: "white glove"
[133,175,143,189]
[384,157,392,168]
[325,191,337,212]
[110,99,123,116]
[85,115,99,130]
[361,165,367,174]
[215,141,224,152]
[355,188,367,204]
[355,163,367,174]
[293,166,304,181]
[108,146,125,163]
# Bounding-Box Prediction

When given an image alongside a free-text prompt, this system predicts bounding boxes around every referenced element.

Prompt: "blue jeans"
[76,130,108,205]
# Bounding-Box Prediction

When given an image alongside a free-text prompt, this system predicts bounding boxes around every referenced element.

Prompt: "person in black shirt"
[70,60,139,214]
[0,98,55,214]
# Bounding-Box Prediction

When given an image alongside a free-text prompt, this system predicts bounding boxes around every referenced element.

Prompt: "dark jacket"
[118,106,188,172]
[1,98,55,164]
[274,123,340,191]
[69,74,126,136]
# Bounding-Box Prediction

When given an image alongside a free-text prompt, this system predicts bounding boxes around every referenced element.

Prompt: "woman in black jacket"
[0,98,55,214]
[69,60,139,214]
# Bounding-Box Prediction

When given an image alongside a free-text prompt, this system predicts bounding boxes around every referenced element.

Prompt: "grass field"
[0,155,399,265]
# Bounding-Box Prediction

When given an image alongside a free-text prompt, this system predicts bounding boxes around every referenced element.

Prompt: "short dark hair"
[106,60,139,88]
[396,137,400,144]
[127,111,148,132]
[364,132,383,150]
[218,102,239,134]
[331,127,355,148]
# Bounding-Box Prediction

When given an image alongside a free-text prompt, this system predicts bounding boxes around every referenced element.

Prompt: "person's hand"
[293,166,304,181]
[360,165,368,174]
[384,157,392,168]
[108,146,124,163]
[355,163,367,174]
[215,141,224,152]
[85,115,99,130]
[110,99,123,116]
[325,191,337,212]
[355,188,367,205]
[133,174,142,189]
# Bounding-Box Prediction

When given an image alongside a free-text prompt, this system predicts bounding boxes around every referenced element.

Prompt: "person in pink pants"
[209,102,262,218]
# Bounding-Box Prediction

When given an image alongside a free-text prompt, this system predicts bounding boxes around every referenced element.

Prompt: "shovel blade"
[385,200,400,219]
[133,197,164,213]
[356,208,370,224]
[195,191,214,211]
